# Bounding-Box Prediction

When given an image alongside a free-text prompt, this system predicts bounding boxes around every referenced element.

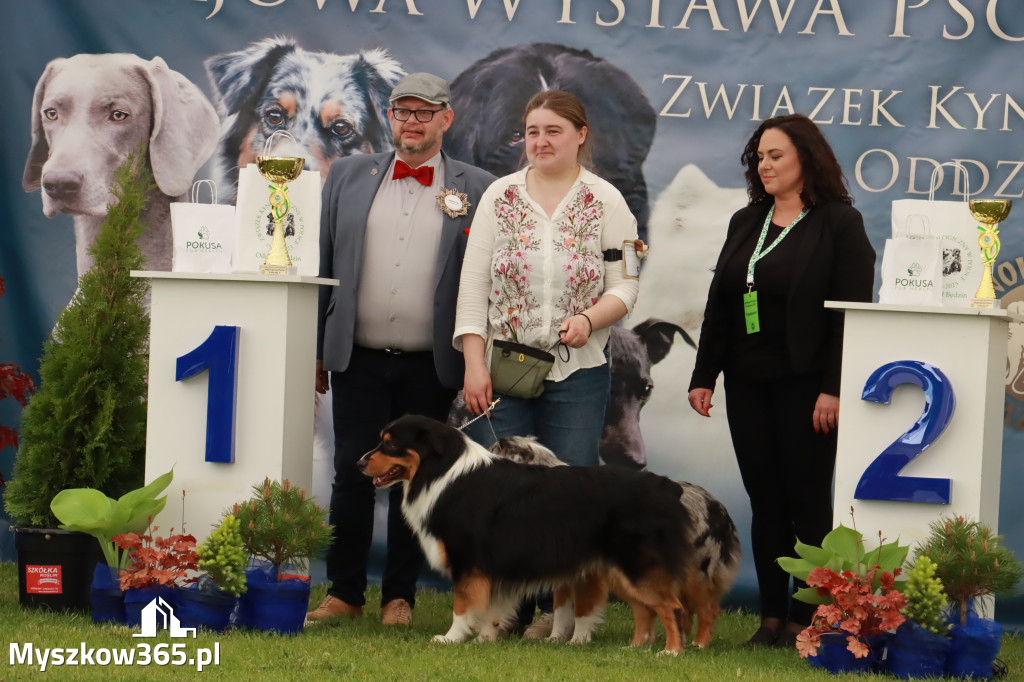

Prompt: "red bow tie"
[393,159,434,186]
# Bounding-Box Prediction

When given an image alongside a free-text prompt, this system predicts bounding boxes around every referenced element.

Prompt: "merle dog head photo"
[442,43,657,241]
[204,36,404,202]
[943,247,962,276]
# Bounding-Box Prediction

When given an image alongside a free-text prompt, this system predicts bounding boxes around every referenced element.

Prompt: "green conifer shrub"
[4,150,153,528]
[903,555,950,635]
[197,514,248,597]
[231,477,332,580]
[914,515,1023,625]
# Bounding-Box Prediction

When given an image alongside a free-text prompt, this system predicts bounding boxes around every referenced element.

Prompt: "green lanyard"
[746,205,808,291]
[742,205,807,335]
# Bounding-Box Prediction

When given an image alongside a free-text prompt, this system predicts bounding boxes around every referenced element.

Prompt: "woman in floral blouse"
[453,89,640,636]
[455,88,639,464]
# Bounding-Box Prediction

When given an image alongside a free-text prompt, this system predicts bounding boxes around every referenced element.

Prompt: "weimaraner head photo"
[23,53,220,276]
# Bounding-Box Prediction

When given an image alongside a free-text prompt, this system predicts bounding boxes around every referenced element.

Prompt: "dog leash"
[458,337,570,439]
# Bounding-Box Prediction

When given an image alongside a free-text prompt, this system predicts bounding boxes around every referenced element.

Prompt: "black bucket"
[14,527,101,612]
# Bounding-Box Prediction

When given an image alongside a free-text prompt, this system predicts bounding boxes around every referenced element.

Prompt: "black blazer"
[689,200,876,396]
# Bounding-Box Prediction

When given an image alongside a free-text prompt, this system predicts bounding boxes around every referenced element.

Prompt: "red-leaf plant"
[113,527,199,590]
[0,275,38,488]
[795,563,907,659]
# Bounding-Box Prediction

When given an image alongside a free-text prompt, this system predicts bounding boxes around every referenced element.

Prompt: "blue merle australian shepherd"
[204,36,404,203]
[490,436,741,649]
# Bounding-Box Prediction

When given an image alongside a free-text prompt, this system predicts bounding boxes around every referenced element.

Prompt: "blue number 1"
[175,326,240,464]
[854,360,955,504]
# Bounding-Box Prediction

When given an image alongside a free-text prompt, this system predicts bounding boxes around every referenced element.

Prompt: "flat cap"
[389,72,451,106]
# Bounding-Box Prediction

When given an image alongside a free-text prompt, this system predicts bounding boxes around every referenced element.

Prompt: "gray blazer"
[316,151,496,389]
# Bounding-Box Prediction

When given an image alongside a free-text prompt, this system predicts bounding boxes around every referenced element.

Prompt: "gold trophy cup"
[256,141,304,275]
[968,199,1012,309]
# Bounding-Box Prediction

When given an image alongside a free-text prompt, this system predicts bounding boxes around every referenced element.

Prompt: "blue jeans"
[465,362,611,466]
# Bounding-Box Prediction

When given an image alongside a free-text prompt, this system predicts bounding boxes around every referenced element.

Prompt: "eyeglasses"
[392,107,445,123]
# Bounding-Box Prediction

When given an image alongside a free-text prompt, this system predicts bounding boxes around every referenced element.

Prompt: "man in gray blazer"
[309,73,495,626]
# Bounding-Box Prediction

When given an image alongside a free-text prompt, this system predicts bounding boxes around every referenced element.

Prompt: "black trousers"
[326,347,456,608]
[723,371,837,624]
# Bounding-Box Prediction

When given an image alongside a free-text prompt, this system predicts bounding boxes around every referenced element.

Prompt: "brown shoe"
[522,612,554,640]
[381,598,413,626]
[306,595,362,621]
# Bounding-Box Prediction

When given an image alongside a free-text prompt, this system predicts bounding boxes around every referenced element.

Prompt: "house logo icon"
[132,596,197,638]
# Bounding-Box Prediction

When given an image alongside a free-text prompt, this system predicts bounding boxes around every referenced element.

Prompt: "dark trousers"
[723,372,837,625]
[326,346,456,608]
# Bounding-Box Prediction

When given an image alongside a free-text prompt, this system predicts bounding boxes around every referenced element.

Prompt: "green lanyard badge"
[743,205,808,335]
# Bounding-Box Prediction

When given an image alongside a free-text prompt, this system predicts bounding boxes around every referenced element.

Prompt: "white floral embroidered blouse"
[454,167,639,382]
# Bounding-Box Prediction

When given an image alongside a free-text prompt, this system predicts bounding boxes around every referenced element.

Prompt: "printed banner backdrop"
[2,1,1024,624]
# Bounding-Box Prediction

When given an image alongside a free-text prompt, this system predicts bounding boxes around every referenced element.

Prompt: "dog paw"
[432,634,458,643]
[656,648,681,658]
[569,634,593,645]
[475,631,498,643]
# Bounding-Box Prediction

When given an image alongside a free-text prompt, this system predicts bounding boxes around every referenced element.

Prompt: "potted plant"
[885,555,952,678]
[913,515,1023,679]
[778,521,909,674]
[175,514,248,632]
[3,152,153,611]
[230,477,332,634]
[49,469,173,623]
[112,524,198,627]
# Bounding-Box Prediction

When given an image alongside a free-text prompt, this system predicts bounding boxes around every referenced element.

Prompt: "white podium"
[133,271,338,542]
[828,302,1022,549]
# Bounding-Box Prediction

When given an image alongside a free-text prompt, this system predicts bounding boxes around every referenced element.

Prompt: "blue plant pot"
[175,584,237,633]
[124,585,176,628]
[946,612,1003,680]
[235,564,310,634]
[89,563,125,625]
[807,633,887,674]
[884,621,950,679]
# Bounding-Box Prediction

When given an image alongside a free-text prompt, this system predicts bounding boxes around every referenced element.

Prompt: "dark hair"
[522,90,593,169]
[741,114,852,206]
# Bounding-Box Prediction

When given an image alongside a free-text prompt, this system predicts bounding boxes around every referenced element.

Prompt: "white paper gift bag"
[890,162,980,306]
[170,180,235,273]
[879,214,944,306]
[232,163,321,275]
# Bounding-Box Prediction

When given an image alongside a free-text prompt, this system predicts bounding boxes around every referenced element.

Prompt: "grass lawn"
[2,563,1021,681]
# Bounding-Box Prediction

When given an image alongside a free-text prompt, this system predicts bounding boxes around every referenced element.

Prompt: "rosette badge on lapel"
[437,187,471,219]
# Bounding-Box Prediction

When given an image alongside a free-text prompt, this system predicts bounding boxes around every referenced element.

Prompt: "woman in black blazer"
[688,114,875,648]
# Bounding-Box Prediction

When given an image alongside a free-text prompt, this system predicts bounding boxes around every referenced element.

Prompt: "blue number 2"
[854,360,955,504]
[175,326,240,464]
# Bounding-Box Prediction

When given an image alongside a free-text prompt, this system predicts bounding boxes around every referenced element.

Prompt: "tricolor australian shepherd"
[358,415,696,654]
[490,436,741,649]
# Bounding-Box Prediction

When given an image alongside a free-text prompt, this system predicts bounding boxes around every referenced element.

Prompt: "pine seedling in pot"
[914,515,1023,625]
[232,477,332,580]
